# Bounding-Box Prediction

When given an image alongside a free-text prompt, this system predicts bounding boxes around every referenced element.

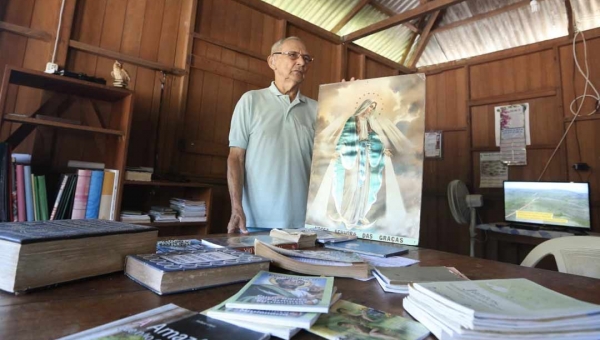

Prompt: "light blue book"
[23,165,34,221]
[85,170,104,219]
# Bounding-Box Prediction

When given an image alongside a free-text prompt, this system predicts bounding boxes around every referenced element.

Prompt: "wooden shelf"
[123,180,211,188]
[136,221,207,227]
[4,114,124,136]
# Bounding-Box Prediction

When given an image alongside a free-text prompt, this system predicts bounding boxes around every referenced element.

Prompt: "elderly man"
[227,36,317,233]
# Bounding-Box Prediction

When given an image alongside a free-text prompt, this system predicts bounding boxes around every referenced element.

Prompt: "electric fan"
[447,180,483,257]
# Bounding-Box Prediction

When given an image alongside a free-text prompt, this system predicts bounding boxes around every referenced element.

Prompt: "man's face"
[269,39,311,86]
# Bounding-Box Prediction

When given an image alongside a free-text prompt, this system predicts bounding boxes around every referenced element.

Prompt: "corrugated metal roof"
[260,0,600,69]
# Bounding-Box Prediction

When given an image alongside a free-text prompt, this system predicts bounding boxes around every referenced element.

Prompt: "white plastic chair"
[520,236,600,279]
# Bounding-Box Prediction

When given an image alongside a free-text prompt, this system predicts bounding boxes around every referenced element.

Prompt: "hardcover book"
[125,248,270,295]
[156,238,206,253]
[201,235,298,254]
[59,303,270,340]
[226,271,335,313]
[324,239,409,257]
[254,240,370,279]
[269,228,317,248]
[0,219,157,293]
[308,299,430,340]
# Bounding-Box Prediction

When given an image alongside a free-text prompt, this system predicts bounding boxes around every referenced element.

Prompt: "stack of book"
[124,166,153,182]
[404,278,600,339]
[269,228,317,248]
[202,235,298,254]
[205,271,339,339]
[120,210,151,223]
[170,198,207,222]
[373,266,468,294]
[148,206,177,223]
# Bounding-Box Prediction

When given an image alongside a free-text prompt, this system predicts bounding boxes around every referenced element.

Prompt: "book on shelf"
[84,170,103,219]
[324,239,409,257]
[0,143,9,222]
[98,169,119,220]
[125,166,153,182]
[67,160,104,170]
[202,235,298,254]
[373,266,468,294]
[225,271,335,313]
[120,210,151,223]
[269,228,317,248]
[0,219,157,293]
[308,299,430,340]
[23,165,34,221]
[71,169,91,219]
[404,278,600,340]
[125,248,270,295]
[58,303,270,340]
[254,240,371,279]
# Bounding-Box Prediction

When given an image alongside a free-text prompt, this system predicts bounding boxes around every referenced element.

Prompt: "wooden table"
[1,244,600,340]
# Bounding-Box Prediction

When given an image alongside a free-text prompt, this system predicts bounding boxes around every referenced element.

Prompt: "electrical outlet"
[44,62,59,74]
[573,163,590,171]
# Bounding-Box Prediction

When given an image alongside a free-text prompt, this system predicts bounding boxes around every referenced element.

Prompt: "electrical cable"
[51,0,67,64]
[537,29,600,181]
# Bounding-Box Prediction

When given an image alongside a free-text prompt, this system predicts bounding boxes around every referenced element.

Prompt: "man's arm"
[227,147,247,233]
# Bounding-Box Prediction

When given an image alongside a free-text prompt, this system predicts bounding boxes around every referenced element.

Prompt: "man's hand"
[227,207,248,234]
[341,77,357,82]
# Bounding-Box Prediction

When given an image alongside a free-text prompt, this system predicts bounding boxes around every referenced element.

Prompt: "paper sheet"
[479,152,508,188]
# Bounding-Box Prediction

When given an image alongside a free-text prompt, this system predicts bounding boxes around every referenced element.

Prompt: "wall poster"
[305,75,426,245]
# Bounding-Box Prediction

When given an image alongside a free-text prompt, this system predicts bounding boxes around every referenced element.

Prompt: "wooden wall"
[421,29,600,258]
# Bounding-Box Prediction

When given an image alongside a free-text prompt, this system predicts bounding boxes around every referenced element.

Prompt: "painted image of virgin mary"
[309,99,414,229]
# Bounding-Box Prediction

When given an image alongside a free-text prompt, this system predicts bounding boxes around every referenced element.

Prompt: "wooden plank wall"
[422,29,600,258]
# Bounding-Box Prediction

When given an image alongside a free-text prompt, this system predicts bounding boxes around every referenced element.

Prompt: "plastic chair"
[520,236,600,279]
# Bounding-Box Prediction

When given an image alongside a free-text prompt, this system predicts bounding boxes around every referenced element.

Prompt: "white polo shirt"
[229,82,318,229]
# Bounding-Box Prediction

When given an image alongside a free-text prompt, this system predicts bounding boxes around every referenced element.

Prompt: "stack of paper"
[404,278,600,339]
[170,198,207,222]
[373,266,467,294]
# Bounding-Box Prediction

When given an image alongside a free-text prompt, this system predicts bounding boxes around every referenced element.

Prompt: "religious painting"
[305,74,426,245]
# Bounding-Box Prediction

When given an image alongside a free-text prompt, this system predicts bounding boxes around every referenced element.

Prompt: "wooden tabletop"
[1,244,599,340]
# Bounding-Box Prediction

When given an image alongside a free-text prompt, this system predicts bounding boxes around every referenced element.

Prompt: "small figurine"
[111,60,131,88]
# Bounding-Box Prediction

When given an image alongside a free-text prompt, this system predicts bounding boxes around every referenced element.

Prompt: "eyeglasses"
[272,51,314,64]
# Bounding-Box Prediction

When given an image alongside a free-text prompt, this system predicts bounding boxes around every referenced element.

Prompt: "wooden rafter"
[347,43,415,74]
[343,0,465,42]
[369,1,420,33]
[0,20,52,41]
[565,0,574,38]
[432,0,547,34]
[408,10,441,69]
[332,0,370,34]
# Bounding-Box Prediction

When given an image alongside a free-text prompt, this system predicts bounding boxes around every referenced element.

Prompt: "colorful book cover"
[257,242,365,263]
[71,169,91,219]
[308,300,430,340]
[37,175,49,220]
[201,235,298,254]
[305,75,425,246]
[15,164,25,222]
[50,175,68,220]
[324,239,409,257]
[97,170,114,220]
[84,170,104,219]
[58,303,270,340]
[105,169,119,220]
[225,271,335,313]
[23,165,34,221]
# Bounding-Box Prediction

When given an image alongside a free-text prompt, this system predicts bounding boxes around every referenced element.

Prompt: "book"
[404,278,600,340]
[36,175,49,220]
[225,271,335,313]
[15,164,25,221]
[58,303,270,340]
[373,266,468,294]
[125,166,153,182]
[97,170,114,220]
[202,235,298,254]
[254,240,371,279]
[125,248,270,295]
[67,160,104,170]
[269,228,317,248]
[49,175,69,220]
[23,165,33,221]
[324,239,409,257]
[105,169,119,220]
[156,238,206,253]
[308,299,430,340]
[71,169,91,219]
[84,170,104,219]
[0,219,157,293]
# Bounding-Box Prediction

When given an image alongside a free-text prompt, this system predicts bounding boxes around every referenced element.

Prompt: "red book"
[71,170,92,219]
[15,164,26,222]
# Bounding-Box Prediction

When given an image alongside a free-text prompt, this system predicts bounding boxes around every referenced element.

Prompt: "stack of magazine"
[205,271,340,339]
[404,278,600,339]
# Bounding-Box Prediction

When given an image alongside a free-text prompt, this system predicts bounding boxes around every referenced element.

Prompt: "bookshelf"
[0,65,133,220]
[121,180,212,237]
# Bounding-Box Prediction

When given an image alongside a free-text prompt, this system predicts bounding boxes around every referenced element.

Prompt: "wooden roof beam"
[343,0,465,42]
[369,2,421,33]
[432,0,549,34]
[332,0,370,34]
[407,11,441,69]
[565,0,574,38]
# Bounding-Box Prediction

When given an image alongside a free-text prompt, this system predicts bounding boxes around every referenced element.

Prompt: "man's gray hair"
[270,36,304,54]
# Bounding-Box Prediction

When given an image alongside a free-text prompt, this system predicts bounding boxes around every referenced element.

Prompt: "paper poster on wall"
[495,104,528,165]
[495,103,531,146]
[480,152,508,188]
[305,75,426,245]
[424,131,442,158]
